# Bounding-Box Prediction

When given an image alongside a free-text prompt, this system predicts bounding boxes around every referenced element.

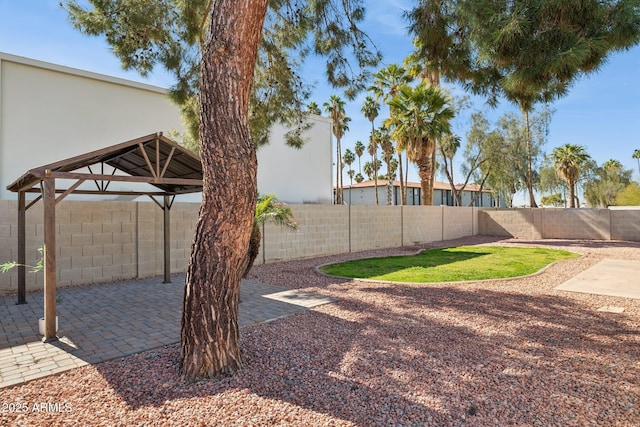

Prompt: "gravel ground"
[1,236,639,426]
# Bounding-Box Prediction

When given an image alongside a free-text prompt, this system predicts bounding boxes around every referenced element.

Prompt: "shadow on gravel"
[91,282,640,426]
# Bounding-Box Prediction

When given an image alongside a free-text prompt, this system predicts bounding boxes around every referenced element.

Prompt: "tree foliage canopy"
[551,143,591,208]
[407,0,640,207]
[584,159,633,207]
[408,0,640,110]
[64,0,381,147]
[616,183,640,206]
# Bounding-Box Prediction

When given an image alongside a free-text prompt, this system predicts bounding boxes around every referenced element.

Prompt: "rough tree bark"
[180,0,268,380]
[415,137,436,206]
[243,226,261,279]
[568,179,576,208]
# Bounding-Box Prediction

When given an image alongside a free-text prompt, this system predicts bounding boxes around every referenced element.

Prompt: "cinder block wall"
[0,200,44,291]
[0,200,479,295]
[477,209,542,239]
[259,204,350,263]
[402,206,443,245]
[542,209,610,239]
[351,205,403,252]
[611,210,640,241]
[0,199,200,295]
[4,201,640,295]
[478,208,639,240]
[443,206,477,240]
[58,201,138,286]
[258,205,479,263]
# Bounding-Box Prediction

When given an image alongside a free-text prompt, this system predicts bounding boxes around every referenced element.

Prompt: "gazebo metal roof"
[7,132,203,342]
[7,132,203,196]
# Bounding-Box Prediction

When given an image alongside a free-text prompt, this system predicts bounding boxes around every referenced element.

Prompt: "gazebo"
[6,132,203,342]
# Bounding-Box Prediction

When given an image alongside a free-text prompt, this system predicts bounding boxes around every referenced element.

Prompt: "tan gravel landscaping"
[1,236,639,426]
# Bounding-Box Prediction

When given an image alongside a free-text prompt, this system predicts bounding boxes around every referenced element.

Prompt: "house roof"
[344,180,489,192]
[6,133,203,196]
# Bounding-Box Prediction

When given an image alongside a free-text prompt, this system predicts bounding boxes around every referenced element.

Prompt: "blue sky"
[1,0,639,205]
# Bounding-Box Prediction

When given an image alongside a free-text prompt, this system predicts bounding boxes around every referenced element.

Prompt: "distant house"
[0,52,332,204]
[342,180,505,207]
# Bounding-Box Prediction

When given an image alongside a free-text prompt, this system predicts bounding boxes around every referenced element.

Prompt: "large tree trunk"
[180,0,268,381]
[243,225,261,279]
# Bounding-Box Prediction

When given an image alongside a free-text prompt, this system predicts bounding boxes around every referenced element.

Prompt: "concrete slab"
[264,289,336,308]
[555,259,640,299]
[597,306,625,314]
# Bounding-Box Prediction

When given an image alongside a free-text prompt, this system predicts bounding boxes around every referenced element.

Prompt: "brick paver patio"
[0,275,333,389]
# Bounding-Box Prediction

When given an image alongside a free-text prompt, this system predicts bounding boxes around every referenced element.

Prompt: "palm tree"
[324,95,350,204]
[361,95,380,205]
[307,102,322,116]
[370,64,413,205]
[343,148,356,204]
[363,161,374,181]
[346,169,355,203]
[354,140,365,174]
[378,128,395,205]
[386,82,454,205]
[243,194,297,278]
[551,144,591,208]
[633,149,640,180]
[367,140,380,204]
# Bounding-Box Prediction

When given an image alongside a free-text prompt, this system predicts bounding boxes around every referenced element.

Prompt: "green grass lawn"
[320,246,580,283]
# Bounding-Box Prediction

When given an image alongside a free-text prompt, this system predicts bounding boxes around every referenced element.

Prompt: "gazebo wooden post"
[43,172,58,342]
[163,195,171,283]
[17,191,27,304]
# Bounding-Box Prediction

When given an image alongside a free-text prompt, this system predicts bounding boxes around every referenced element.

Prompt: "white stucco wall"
[0,52,333,204]
[0,53,184,200]
[257,114,332,204]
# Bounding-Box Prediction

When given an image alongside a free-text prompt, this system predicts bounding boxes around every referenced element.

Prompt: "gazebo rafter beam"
[138,142,157,179]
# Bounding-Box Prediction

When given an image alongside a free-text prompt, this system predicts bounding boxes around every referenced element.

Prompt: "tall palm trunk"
[336,136,342,204]
[429,149,437,204]
[427,70,440,208]
[568,180,576,208]
[398,152,404,205]
[415,152,433,206]
[417,136,436,205]
[405,154,409,203]
[371,122,379,205]
[522,108,538,208]
[181,0,266,381]
[339,140,344,204]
